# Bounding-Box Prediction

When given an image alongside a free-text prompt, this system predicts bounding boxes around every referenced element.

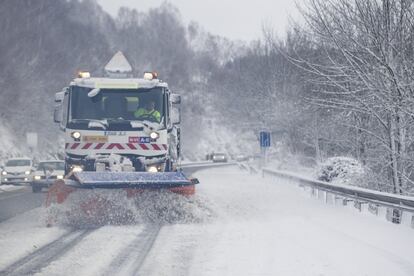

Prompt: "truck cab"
[54,53,181,175]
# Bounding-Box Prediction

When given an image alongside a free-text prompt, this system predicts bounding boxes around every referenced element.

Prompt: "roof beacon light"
[78,71,91,78]
[143,71,158,80]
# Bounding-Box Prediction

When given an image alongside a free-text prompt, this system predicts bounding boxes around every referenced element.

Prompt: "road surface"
[0,165,413,276]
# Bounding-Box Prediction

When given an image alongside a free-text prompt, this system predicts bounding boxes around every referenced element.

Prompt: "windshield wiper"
[71,119,108,129]
[130,120,164,131]
[106,117,128,123]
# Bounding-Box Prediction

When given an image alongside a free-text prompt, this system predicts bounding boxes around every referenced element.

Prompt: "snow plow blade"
[65,171,199,189]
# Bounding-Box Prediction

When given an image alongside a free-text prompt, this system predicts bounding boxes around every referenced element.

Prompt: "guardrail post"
[342,198,352,206]
[368,203,379,215]
[354,201,362,212]
[412,215,414,229]
[318,189,324,201]
[386,208,402,224]
[311,187,316,197]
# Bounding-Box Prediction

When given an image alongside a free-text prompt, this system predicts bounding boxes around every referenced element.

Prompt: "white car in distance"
[32,160,65,193]
[1,158,34,186]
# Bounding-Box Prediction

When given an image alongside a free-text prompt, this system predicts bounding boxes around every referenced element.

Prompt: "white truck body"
[54,55,181,174]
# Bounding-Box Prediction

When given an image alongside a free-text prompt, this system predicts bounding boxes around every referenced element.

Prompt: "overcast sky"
[96,0,303,41]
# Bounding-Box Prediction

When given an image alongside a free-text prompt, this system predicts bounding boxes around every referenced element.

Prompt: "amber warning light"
[143,71,158,80]
[78,71,91,78]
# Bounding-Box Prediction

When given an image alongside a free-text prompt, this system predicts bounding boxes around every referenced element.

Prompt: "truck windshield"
[70,86,165,124]
[6,160,31,166]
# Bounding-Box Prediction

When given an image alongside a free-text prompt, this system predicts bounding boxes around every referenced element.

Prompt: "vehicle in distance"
[32,160,65,193]
[1,158,34,185]
[235,154,249,162]
[212,153,228,163]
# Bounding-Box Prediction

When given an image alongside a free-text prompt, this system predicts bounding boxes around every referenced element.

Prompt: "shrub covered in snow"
[317,157,364,185]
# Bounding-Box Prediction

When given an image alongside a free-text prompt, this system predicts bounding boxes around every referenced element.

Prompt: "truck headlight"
[150,131,159,140]
[34,175,41,180]
[71,131,81,140]
[1,171,7,176]
[71,165,83,173]
[147,166,158,173]
[57,175,64,179]
[25,171,31,175]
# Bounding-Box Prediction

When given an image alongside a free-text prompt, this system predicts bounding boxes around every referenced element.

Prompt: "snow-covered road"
[0,166,413,275]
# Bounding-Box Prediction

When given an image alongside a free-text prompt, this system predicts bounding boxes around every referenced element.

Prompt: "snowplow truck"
[49,52,197,206]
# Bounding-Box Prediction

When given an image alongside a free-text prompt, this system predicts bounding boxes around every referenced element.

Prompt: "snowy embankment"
[0,166,413,275]
[0,123,24,191]
[143,167,414,276]
[0,185,25,193]
[0,123,21,163]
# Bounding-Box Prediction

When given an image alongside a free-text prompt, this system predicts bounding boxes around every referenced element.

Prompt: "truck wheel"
[32,185,42,193]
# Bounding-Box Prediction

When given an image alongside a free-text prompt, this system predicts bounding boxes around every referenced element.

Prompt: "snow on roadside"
[0,166,413,275]
[140,166,414,276]
[265,156,315,179]
[0,123,21,163]
[0,185,26,193]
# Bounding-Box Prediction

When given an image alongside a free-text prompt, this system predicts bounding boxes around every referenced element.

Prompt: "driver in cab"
[134,100,161,122]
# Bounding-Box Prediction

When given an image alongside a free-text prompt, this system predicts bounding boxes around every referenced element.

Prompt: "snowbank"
[0,123,21,163]
[317,156,364,185]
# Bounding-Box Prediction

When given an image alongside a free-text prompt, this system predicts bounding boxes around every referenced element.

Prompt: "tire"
[32,185,42,193]
[165,159,172,172]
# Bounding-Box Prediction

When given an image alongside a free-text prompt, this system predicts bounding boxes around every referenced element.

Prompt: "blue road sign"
[260,131,271,147]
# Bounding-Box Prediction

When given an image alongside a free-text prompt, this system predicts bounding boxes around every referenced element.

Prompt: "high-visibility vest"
[134,108,161,122]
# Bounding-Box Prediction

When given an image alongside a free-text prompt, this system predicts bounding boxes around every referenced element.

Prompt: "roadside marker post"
[259,131,271,169]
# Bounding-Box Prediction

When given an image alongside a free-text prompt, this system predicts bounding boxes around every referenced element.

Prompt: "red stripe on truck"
[95,143,105,149]
[65,143,167,151]
[139,144,149,150]
[71,143,80,149]
[107,143,124,150]
[82,143,92,149]
[152,144,161,150]
[127,143,137,150]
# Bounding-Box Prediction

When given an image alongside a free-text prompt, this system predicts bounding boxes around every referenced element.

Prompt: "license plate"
[129,137,150,143]
[83,136,108,142]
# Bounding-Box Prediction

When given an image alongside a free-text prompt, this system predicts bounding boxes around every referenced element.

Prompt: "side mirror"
[171,106,181,124]
[170,94,181,104]
[55,90,65,103]
[54,107,62,123]
[54,91,65,123]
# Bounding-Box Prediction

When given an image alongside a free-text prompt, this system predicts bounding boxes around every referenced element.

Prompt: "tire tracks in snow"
[0,229,95,276]
[104,224,161,276]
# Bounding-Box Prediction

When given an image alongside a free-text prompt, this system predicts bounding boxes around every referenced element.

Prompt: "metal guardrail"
[262,168,414,228]
[180,161,237,175]
[237,162,259,174]
[180,161,237,168]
